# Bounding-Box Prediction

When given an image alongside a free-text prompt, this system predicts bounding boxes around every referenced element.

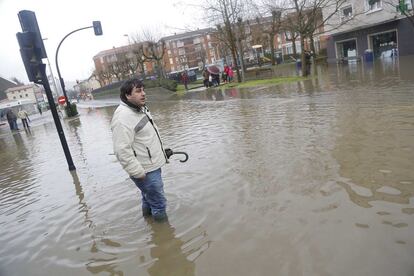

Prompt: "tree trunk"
[300,36,309,77]
[309,35,316,56]
[270,35,276,66]
[292,39,297,60]
[231,46,241,82]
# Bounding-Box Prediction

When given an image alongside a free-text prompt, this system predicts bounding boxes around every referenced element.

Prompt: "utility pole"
[124,34,134,77]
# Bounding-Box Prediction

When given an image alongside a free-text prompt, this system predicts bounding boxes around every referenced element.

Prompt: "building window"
[285,32,291,40]
[404,0,413,10]
[169,58,173,65]
[340,5,353,21]
[13,96,16,99]
[25,93,28,97]
[20,95,23,98]
[367,0,382,11]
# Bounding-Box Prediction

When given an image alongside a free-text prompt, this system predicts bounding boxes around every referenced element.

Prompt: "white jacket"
[111,102,167,178]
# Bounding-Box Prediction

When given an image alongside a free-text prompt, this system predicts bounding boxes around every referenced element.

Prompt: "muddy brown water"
[1,57,413,275]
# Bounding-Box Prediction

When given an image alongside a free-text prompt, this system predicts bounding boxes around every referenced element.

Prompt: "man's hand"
[132,172,146,180]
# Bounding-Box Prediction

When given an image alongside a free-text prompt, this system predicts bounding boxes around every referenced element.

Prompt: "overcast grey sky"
[0,0,204,85]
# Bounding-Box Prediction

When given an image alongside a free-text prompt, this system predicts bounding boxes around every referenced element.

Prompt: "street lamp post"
[55,21,102,111]
[42,38,60,97]
[124,34,131,45]
[124,34,135,77]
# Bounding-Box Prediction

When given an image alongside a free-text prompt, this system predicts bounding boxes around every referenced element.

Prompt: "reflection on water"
[147,221,196,276]
[0,56,414,275]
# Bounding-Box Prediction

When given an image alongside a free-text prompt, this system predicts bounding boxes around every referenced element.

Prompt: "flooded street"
[1,57,414,275]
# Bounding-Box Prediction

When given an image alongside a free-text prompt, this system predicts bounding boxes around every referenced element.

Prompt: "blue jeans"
[130,168,166,217]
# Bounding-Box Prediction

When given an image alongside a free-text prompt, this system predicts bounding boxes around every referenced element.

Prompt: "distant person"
[203,69,210,88]
[181,71,189,90]
[17,108,30,129]
[211,73,220,86]
[227,66,234,82]
[6,109,19,131]
[111,78,169,222]
[391,47,398,57]
[37,104,43,115]
[223,65,229,83]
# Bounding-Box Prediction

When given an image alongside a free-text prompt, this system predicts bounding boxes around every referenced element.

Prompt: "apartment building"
[93,43,156,84]
[273,27,327,58]
[239,11,327,65]
[162,28,220,73]
[0,77,17,101]
[323,0,414,62]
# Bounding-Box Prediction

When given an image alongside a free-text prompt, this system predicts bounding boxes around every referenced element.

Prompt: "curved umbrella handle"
[172,151,189,163]
[165,148,189,162]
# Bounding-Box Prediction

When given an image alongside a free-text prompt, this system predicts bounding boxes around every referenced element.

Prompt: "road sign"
[58,96,66,105]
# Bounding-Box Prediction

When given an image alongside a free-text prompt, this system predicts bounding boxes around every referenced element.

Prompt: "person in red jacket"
[227,66,234,82]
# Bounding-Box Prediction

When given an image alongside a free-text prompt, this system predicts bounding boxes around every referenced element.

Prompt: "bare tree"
[203,0,248,82]
[250,1,284,65]
[94,69,111,86]
[141,28,167,79]
[107,63,122,82]
[130,34,152,78]
[283,0,350,76]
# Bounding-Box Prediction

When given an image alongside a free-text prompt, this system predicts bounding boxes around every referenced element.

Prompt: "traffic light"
[16,10,46,83]
[93,21,103,36]
[18,10,47,59]
[16,31,44,83]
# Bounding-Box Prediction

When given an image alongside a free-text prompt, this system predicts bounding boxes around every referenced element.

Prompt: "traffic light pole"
[39,63,76,171]
[55,26,93,108]
[17,10,77,171]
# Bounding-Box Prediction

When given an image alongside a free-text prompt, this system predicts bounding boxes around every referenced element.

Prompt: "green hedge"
[65,103,79,117]
[143,79,178,91]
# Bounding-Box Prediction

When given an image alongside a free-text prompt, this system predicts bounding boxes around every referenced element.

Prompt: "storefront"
[369,30,398,58]
[327,17,414,62]
[335,38,358,60]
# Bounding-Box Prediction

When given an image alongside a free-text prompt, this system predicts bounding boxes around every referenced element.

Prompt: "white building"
[5,84,45,104]
[323,0,414,61]
[74,75,101,97]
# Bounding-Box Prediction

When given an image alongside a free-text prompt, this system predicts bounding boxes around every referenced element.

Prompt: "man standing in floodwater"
[111,78,169,222]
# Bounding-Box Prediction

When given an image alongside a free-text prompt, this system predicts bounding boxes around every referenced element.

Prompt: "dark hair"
[120,78,144,102]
